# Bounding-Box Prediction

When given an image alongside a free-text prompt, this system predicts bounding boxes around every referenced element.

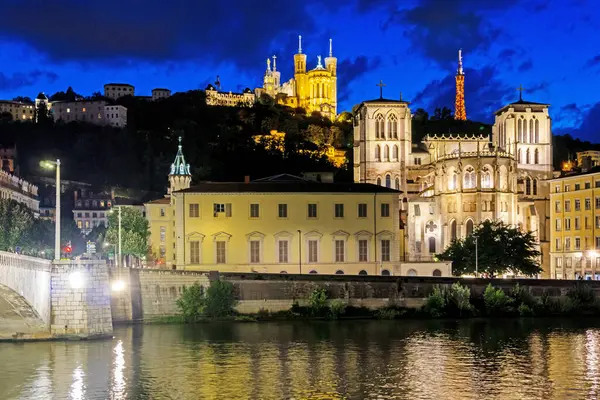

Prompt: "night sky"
[0,0,598,141]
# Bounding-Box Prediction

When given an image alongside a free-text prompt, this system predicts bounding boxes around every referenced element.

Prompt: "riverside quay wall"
[108,268,600,321]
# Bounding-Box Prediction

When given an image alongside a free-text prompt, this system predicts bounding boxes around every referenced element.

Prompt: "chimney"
[244,176,250,183]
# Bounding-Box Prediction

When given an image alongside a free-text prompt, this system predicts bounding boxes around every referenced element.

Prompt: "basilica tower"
[324,39,338,117]
[454,49,466,121]
[168,136,192,194]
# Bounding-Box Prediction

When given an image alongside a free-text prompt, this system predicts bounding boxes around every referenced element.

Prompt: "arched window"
[526,148,530,164]
[428,236,436,253]
[395,177,400,190]
[375,145,381,161]
[393,145,399,160]
[482,171,492,188]
[529,119,534,143]
[466,219,474,236]
[407,269,417,277]
[432,269,442,277]
[375,114,384,138]
[450,220,457,241]
[533,178,538,196]
[464,168,476,189]
[448,172,457,190]
[335,270,344,275]
[385,174,391,188]
[534,149,539,164]
[388,114,398,138]
[384,145,389,161]
[518,149,522,163]
[381,269,391,276]
[518,119,523,142]
[358,270,368,275]
[525,177,531,195]
[309,270,318,274]
[535,119,539,143]
[523,118,528,143]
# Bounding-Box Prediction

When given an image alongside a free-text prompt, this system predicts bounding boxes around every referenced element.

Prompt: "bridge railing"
[0,251,52,326]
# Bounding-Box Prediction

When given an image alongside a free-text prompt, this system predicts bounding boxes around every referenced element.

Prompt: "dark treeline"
[0,90,354,192]
[0,93,597,192]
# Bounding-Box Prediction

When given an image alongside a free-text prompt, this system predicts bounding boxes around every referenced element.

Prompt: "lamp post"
[40,159,60,262]
[108,206,122,267]
[297,230,302,274]
[475,236,479,278]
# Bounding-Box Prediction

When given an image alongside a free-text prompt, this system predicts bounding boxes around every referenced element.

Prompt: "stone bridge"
[0,251,113,340]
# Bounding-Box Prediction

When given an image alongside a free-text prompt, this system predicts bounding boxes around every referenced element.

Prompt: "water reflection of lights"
[70,366,85,400]
[112,340,126,399]
[585,330,599,398]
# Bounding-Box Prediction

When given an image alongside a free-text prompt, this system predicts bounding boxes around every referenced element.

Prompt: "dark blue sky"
[0,0,598,141]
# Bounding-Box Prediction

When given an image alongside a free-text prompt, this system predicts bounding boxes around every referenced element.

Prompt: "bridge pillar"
[50,260,113,338]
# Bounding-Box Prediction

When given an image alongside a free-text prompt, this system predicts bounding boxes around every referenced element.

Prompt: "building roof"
[361,98,410,105]
[495,97,549,115]
[176,180,401,194]
[104,83,134,88]
[152,88,170,92]
[549,166,600,181]
[145,197,170,205]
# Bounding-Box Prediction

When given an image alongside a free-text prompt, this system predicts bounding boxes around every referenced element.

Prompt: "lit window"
[67,108,70,113]
[82,107,86,112]
[278,240,289,263]
[250,240,261,263]
[216,241,226,263]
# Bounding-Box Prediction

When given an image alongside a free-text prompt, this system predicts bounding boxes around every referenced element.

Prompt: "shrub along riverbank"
[146,280,600,324]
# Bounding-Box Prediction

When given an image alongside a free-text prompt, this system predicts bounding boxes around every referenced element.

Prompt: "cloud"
[412,65,514,123]
[527,81,549,94]
[382,0,521,67]
[558,102,600,142]
[518,60,533,72]
[337,56,382,102]
[585,54,600,68]
[0,70,58,91]
[0,0,325,70]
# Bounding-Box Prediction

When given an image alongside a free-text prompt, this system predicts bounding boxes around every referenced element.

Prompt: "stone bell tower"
[168,136,192,194]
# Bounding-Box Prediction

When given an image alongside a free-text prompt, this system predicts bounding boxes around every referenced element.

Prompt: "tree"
[432,106,453,121]
[12,96,33,104]
[437,220,542,277]
[0,199,35,251]
[35,101,53,126]
[104,207,149,258]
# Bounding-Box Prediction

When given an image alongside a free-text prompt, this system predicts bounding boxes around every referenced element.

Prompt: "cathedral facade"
[353,91,554,277]
[205,36,337,121]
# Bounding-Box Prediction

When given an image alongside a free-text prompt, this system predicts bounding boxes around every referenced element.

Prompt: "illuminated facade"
[145,140,451,276]
[549,168,600,279]
[0,100,34,121]
[103,83,134,100]
[354,91,555,276]
[454,49,466,121]
[253,130,346,167]
[205,36,338,120]
[577,150,600,168]
[0,170,39,216]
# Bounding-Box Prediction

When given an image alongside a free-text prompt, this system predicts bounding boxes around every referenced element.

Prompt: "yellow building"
[577,150,600,168]
[549,167,600,279]
[146,139,452,276]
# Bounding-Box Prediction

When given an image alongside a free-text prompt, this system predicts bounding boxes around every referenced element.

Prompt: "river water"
[1,319,600,399]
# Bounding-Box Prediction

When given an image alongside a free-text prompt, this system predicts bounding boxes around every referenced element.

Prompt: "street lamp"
[474,235,479,278]
[104,242,118,266]
[40,159,60,262]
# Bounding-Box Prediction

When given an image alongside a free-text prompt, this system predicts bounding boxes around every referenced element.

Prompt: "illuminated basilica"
[206,36,337,120]
[353,51,555,277]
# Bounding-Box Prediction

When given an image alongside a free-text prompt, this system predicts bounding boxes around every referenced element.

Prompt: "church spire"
[298,35,303,54]
[168,136,191,194]
[329,38,333,57]
[454,48,467,121]
[170,136,191,177]
[272,55,277,71]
